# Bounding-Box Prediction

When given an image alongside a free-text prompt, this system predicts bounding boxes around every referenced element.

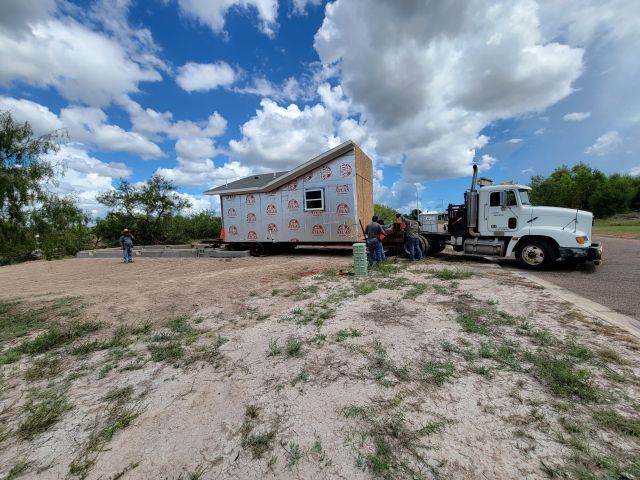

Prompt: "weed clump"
[427,268,473,280]
[420,360,454,386]
[18,386,72,439]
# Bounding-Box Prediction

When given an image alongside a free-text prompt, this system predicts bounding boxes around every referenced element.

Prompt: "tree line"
[1,111,220,265]
[529,164,640,218]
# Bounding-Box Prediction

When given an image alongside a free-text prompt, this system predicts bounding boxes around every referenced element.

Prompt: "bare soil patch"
[1,255,639,479]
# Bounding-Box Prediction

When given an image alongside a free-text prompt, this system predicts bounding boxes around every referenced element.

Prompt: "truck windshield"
[519,190,531,205]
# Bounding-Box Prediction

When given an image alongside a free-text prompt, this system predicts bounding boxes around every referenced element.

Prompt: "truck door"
[484,190,520,235]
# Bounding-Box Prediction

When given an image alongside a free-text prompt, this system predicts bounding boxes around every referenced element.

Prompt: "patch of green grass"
[24,355,62,381]
[471,365,494,379]
[525,352,599,401]
[593,410,640,437]
[478,340,521,370]
[68,386,142,478]
[285,337,303,357]
[486,299,499,306]
[5,460,31,480]
[296,285,320,300]
[441,341,476,361]
[290,368,309,386]
[566,340,593,361]
[336,328,362,342]
[515,322,557,346]
[11,320,102,359]
[427,268,473,280]
[353,275,408,297]
[268,338,281,356]
[287,442,301,467]
[420,360,454,386]
[402,283,427,300]
[148,340,184,362]
[167,316,193,335]
[239,406,275,459]
[18,386,72,440]
[341,400,443,479]
[432,284,448,295]
[456,307,490,335]
[286,302,336,327]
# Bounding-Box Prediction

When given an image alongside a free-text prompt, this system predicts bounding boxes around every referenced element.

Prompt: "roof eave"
[204,140,356,196]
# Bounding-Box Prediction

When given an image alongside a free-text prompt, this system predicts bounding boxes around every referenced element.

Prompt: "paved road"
[501,237,640,320]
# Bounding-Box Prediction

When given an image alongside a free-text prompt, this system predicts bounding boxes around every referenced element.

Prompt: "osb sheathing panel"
[355,145,373,240]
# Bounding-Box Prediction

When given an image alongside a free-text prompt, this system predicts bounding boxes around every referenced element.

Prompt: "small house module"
[205,141,373,245]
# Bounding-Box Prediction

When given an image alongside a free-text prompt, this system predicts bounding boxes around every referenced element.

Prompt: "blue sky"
[1,0,638,218]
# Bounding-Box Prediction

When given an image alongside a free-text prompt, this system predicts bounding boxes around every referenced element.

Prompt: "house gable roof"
[204,140,355,195]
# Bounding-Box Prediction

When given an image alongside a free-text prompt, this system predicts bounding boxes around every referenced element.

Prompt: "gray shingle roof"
[206,171,289,194]
[204,140,356,195]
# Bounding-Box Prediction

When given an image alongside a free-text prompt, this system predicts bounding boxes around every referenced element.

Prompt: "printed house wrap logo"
[336,184,350,194]
[228,225,238,236]
[340,163,352,177]
[266,204,277,215]
[304,172,313,182]
[337,224,351,236]
[310,210,322,216]
[246,212,256,223]
[290,237,300,243]
[336,203,350,216]
[311,224,325,236]
[223,195,236,201]
[320,165,332,180]
[245,194,255,205]
[267,223,278,234]
[227,208,237,218]
[288,219,300,230]
[247,231,257,240]
[287,199,299,210]
[288,180,298,191]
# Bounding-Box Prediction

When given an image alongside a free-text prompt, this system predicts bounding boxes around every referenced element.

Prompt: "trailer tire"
[515,239,555,270]
[249,243,265,257]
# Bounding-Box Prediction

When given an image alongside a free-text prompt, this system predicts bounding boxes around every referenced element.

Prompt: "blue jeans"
[376,241,385,262]
[123,246,133,263]
[407,237,422,261]
[368,240,383,266]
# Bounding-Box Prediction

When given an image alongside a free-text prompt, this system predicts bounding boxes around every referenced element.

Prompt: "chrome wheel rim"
[522,245,544,265]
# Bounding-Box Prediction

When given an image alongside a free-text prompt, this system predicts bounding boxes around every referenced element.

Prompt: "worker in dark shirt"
[365,216,385,267]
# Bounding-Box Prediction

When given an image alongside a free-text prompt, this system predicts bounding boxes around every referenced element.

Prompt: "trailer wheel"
[515,239,555,270]
[249,242,265,257]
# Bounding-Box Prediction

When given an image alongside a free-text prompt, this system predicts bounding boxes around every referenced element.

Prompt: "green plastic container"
[353,243,368,277]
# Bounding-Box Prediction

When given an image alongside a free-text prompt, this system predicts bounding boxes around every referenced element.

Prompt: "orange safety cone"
[220,226,225,240]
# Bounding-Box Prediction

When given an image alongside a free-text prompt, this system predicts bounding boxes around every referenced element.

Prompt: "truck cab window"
[490,192,501,207]
[505,190,517,206]
[304,188,324,210]
[518,189,531,205]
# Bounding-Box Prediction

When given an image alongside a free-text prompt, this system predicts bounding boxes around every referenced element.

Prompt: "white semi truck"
[389,165,603,270]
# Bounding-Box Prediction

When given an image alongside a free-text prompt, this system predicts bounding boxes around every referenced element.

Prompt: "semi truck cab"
[445,166,603,270]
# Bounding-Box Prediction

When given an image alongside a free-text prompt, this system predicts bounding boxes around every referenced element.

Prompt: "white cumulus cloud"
[563,111,591,121]
[176,62,236,92]
[585,131,622,156]
[313,0,584,182]
[176,0,278,38]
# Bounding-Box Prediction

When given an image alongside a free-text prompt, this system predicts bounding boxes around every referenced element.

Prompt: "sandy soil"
[0,254,639,480]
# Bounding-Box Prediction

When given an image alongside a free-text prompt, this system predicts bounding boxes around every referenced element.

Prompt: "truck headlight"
[576,236,589,244]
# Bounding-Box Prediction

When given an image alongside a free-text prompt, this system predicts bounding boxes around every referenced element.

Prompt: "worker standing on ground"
[406,217,422,261]
[119,229,135,264]
[365,216,385,267]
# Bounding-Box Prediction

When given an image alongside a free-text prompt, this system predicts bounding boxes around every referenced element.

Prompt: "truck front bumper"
[558,241,603,265]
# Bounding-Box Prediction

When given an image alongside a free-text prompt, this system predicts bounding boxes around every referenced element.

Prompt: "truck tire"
[515,239,555,270]
[249,243,265,257]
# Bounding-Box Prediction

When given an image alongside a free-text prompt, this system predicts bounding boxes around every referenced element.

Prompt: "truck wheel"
[515,239,555,270]
[249,243,265,257]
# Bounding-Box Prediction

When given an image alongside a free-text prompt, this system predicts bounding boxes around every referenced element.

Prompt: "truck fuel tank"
[463,237,506,256]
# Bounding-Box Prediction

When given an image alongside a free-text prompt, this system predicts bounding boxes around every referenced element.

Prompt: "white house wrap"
[205,141,374,246]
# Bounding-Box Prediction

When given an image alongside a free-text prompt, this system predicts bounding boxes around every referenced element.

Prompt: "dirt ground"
[0,254,639,479]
